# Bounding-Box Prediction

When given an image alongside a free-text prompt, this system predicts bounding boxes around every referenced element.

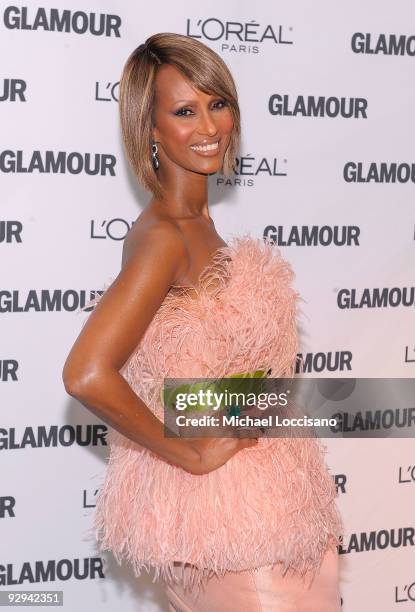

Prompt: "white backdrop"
[2,1,415,610]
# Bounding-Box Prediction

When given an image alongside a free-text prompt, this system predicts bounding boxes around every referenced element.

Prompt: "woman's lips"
[189,140,220,157]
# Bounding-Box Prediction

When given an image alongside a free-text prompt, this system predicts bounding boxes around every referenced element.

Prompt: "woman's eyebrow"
[173,95,216,104]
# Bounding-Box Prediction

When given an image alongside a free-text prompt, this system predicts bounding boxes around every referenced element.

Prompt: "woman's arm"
[62,220,199,472]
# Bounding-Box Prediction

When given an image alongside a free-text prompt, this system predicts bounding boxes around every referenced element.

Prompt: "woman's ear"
[152,126,160,143]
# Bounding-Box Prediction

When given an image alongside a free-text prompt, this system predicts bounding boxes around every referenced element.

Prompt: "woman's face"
[152,64,234,176]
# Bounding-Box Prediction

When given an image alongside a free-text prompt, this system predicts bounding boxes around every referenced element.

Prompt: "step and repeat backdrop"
[2,1,414,610]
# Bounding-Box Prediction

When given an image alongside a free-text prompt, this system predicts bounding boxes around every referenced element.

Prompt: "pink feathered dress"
[82,233,343,592]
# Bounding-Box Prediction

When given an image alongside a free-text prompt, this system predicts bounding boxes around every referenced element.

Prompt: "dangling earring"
[151,140,159,170]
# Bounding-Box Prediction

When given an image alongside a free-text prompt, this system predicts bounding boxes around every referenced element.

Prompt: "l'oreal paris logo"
[185,18,294,53]
[216,154,286,189]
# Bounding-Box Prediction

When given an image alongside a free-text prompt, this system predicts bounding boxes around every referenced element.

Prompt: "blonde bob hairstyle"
[119,32,241,200]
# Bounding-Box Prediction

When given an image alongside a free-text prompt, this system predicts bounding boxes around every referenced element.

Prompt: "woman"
[62,33,343,611]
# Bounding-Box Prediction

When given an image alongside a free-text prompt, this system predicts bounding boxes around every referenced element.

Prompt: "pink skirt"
[163,546,341,612]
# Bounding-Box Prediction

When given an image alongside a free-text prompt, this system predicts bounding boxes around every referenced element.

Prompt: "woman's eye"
[175,107,192,117]
[175,100,227,117]
[214,100,227,109]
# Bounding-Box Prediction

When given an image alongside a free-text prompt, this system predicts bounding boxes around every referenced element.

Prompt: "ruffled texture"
[81,233,344,590]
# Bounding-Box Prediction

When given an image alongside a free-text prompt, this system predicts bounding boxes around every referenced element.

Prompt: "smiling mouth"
[189,140,220,152]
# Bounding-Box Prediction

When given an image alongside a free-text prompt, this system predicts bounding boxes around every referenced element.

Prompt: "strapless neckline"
[83,234,277,311]
[170,241,230,289]
[167,240,235,301]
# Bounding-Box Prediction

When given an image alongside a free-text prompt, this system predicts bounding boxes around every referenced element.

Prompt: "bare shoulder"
[62,212,190,379]
[122,209,188,277]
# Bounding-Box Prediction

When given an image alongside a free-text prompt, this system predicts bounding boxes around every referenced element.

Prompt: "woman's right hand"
[183,436,259,475]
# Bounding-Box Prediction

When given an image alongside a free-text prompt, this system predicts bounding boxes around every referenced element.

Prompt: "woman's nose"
[197,108,218,136]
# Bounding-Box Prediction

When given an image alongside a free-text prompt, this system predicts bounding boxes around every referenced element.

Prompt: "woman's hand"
[183,436,259,475]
